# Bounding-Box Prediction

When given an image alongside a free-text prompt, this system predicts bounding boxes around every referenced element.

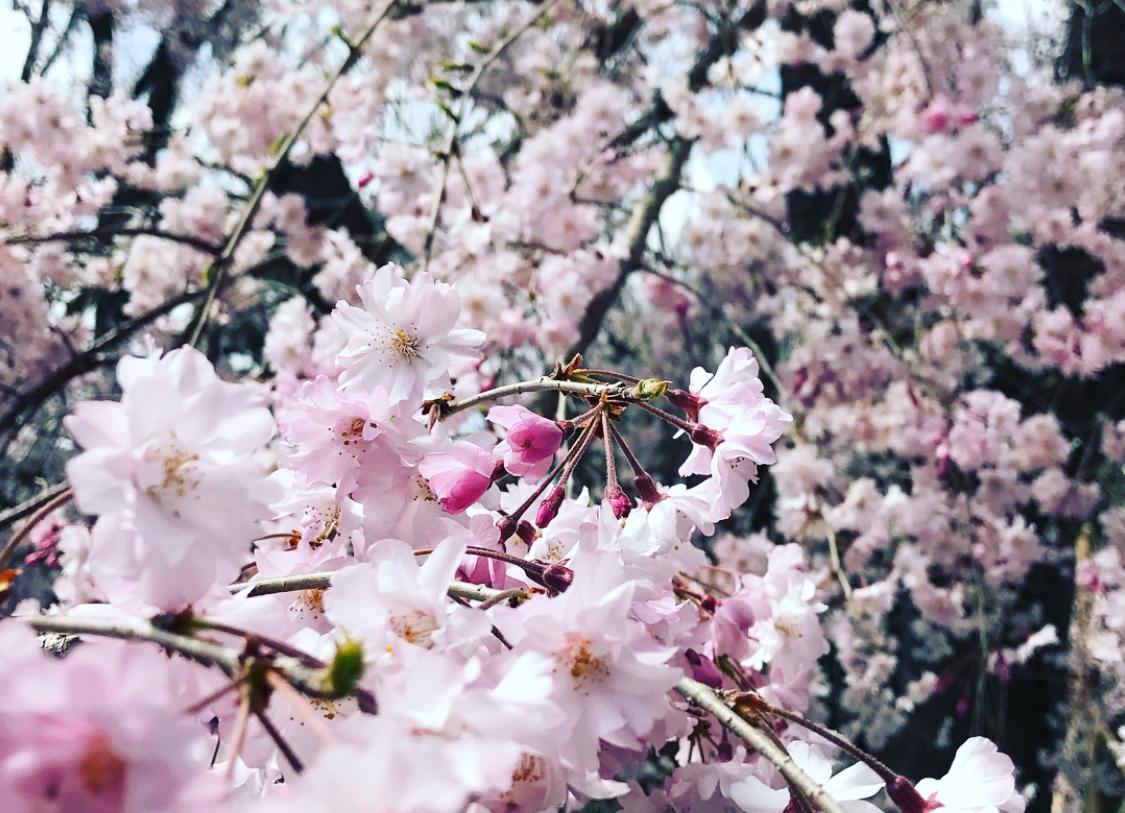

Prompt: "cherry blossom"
[63,347,278,609]
[332,264,485,404]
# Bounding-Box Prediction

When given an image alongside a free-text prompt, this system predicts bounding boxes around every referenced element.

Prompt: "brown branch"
[0,287,204,438]
[565,136,692,359]
[676,678,847,813]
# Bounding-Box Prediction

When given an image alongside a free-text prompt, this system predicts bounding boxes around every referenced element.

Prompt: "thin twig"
[230,572,506,605]
[183,0,399,346]
[0,486,73,569]
[0,481,71,536]
[421,0,564,270]
[224,695,252,780]
[438,377,627,418]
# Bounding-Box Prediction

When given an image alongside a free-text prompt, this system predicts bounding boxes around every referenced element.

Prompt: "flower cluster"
[1,0,1117,809]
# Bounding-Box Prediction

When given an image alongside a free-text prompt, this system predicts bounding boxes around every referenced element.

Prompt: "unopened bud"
[516,519,537,548]
[688,422,723,451]
[496,514,518,542]
[700,594,717,614]
[666,388,706,422]
[535,485,566,529]
[632,378,670,400]
[524,559,573,594]
[604,483,632,519]
[325,636,365,697]
[684,648,724,688]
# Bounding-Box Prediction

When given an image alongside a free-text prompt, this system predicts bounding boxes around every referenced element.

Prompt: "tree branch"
[676,677,847,813]
[23,614,355,703]
[5,228,222,255]
[0,486,72,569]
[565,136,692,359]
[435,376,627,419]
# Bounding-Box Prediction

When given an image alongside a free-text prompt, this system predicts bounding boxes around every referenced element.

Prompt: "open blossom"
[418,441,500,514]
[677,347,792,518]
[493,553,681,784]
[332,263,485,404]
[278,375,422,497]
[326,537,488,655]
[488,404,564,478]
[912,738,1025,813]
[64,347,278,609]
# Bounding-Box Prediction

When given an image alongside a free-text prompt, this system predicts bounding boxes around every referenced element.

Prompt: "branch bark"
[676,677,847,813]
[565,137,692,359]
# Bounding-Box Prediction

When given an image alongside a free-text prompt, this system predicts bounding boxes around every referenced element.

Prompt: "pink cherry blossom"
[332,263,485,404]
[63,347,278,609]
[418,441,501,514]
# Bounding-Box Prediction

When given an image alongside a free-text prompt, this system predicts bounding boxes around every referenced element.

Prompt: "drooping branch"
[0,481,71,534]
[0,486,73,569]
[24,614,353,704]
[19,0,51,82]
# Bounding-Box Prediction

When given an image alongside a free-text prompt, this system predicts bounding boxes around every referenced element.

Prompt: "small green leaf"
[324,637,366,697]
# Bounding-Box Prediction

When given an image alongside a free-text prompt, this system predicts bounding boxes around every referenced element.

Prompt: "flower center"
[389,610,439,646]
[141,433,201,503]
[78,735,127,798]
[561,634,608,686]
[391,329,421,358]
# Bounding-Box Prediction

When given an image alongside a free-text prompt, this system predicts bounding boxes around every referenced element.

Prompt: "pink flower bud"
[418,441,497,514]
[994,654,1011,683]
[684,649,724,688]
[537,562,573,594]
[523,559,574,594]
[357,170,374,188]
[496,514,518,542]
[919,96,954,134]
[535,485,566,529]
[604,483,632,519]
[488,405,565,479]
